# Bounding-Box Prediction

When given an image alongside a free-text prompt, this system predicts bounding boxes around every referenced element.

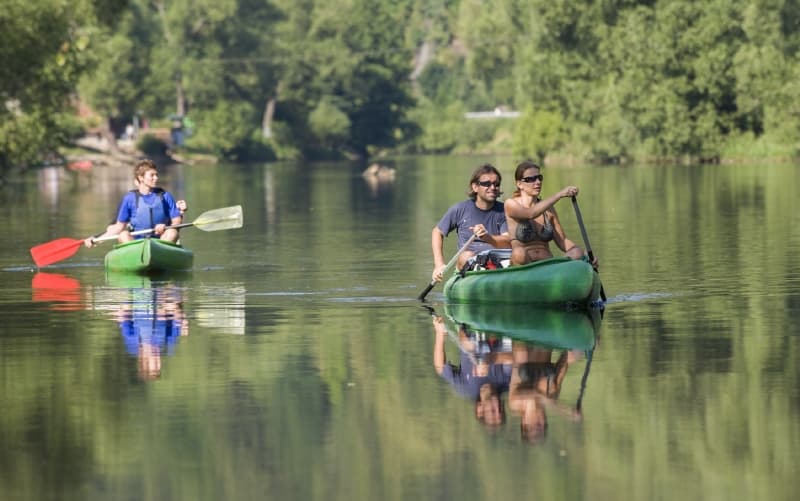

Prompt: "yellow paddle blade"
[192,205,243,232]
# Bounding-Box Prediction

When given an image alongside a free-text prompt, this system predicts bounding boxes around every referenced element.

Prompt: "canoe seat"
[463,248,512,273]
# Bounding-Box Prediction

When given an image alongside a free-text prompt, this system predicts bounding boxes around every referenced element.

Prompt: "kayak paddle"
[418,234,477,301]
[30,205,244,268]
[571,196,606,302]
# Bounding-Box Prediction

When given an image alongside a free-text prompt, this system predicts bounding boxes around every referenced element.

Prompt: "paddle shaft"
[575,346,595,412]
[91,205,242,243]
[426,305,481,366]
[92,221,195,243]
[571,196,595,261]
[418,234,477,301]
[571,197,607,302]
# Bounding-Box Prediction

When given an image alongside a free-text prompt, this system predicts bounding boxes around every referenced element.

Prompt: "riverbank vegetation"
[3,0,800,173]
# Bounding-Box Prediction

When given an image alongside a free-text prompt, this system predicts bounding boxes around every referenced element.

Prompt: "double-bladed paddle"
[418,234,477,301]
[571,197,606,302]
[30,205,243,268]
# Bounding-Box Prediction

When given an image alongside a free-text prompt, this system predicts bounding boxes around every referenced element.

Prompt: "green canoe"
[104,238,194,274]
[444,302,600,351]
[443,255,602,307]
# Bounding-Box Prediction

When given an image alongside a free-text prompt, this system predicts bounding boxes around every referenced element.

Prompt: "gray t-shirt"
[436,199,508,254]
[440,352,512,400]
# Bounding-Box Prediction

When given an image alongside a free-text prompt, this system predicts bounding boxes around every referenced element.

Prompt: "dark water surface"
[1,157,798,500]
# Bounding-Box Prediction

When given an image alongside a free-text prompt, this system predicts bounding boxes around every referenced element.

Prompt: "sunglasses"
[477,180,501,188]
[520,174,544,183]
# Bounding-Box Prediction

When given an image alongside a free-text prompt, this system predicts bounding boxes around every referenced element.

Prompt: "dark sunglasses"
[477,180,501,188]
[521,174,544,183]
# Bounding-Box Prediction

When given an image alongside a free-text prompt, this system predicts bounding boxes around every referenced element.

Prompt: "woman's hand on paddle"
[558,186,579,199]
[153,223,167,236]
[84,237,96,248]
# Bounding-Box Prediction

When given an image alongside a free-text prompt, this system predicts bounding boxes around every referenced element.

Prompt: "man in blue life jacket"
[85,159,187,247]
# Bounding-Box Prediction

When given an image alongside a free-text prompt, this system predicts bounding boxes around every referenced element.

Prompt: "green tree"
[0,0,109,171]
[270,0,416,158]
[512,106,566,160]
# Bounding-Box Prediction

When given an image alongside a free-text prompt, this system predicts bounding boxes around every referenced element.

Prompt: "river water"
[1,157,798,500]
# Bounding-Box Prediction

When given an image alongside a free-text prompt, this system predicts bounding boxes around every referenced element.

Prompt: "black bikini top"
[514,212,554,243]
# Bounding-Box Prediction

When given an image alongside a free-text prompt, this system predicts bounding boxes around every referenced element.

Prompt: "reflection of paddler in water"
[441,302,599,444]
[113,282,189,381]
[431,313,513,431]
[508,342,587,445]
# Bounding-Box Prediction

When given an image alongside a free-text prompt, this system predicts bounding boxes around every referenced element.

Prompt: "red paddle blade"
[30,238,84,267]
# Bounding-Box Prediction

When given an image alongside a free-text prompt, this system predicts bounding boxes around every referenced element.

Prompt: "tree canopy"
[3,0,800,170]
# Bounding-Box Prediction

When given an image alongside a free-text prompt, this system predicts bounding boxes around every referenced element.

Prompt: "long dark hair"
[467,163,503,200]
[512,160,541,197]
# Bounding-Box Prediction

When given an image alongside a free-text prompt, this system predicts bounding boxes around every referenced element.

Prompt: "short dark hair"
[133,158,158,181]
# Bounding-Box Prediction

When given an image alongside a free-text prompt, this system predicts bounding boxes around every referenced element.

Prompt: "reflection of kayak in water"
[443,302,601,351]
[105,270,153,289]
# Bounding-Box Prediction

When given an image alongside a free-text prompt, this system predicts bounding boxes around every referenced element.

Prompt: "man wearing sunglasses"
[431,164,511,283]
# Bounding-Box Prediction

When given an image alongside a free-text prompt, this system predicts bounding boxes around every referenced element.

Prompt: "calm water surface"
[1,157,798,500]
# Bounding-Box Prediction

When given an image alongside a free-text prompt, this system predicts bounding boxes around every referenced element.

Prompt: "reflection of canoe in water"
[105,238,193,273]
[443,302,601,351]
[443,256,602,307]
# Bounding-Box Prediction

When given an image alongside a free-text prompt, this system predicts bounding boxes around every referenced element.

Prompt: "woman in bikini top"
[513,212,555,243]
[504,160,586,266]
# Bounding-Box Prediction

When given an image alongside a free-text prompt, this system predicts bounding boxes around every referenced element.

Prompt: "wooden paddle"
[570,197,606,302]
[418,234,477,301]
[30,205,243,268]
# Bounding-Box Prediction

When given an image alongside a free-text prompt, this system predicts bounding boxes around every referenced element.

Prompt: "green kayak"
[444,302,600,351]
[443,254,602,307]
[104,238,194,274]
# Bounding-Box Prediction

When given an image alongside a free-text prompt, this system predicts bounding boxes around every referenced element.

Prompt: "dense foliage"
[2,0,800,169]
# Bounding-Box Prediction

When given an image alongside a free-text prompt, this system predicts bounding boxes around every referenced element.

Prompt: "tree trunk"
[262,96,276,139]
[101,116,121,155]
[262,81,283,139]
[410,39,434,81]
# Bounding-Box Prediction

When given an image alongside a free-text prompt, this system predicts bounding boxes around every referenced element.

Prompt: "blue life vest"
[129,188,171,235]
